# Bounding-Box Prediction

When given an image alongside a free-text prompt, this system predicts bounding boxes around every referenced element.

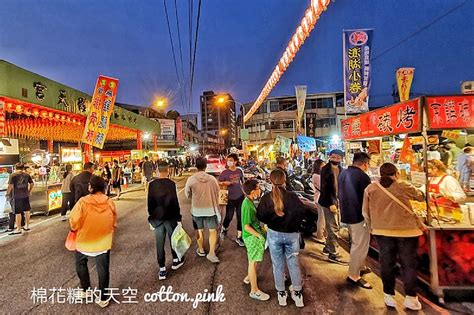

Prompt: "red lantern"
[15,105,23,114]
[41,111,48,119]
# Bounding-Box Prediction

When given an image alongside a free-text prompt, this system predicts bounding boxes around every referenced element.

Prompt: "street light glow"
[143,132,150,140]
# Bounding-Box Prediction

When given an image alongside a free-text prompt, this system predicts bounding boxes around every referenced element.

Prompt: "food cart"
[340,95,474,303]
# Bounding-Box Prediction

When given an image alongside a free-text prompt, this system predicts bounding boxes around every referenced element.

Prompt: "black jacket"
[338,166,371,224]
[70,171,93,206]
[318,163,343,208]
[257,187,304,233]
[147,178,182,223]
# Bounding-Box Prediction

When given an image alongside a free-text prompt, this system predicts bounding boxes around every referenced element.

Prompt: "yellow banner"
[396,67,415,102]
[82,76,119,149]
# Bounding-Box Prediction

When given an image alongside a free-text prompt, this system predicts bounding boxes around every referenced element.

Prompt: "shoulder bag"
[374,182,427,232]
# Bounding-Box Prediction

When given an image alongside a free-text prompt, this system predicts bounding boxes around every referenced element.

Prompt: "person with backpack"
[148,161,184,280]
[257,169,305,308]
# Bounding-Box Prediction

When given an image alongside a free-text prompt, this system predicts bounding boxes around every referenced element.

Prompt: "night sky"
[1,0,472,116]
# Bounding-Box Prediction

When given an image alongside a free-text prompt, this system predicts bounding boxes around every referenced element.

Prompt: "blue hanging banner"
[296,135,316,152]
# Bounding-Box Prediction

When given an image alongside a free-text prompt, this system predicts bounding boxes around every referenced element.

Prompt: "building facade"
[243,92,345,147]
[200,91,237,147]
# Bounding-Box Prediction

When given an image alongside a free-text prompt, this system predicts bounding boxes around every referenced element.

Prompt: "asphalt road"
[0,174,461,314]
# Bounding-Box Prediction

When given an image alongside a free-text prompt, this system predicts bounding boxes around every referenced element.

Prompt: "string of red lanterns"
[244,0,331,123]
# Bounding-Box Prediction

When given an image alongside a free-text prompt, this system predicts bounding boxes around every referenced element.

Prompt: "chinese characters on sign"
[341,99,421,140]
[82,76,119,149]
[295,86,307,135]
[396,67,415,102]
[57,90,69,109]
[0,101,5,137]
[426,95,474,129]
[33,82,47,101]
[343,29,373,114]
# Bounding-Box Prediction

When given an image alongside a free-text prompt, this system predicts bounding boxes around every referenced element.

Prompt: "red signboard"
[341,99,421,140]
[426,95,474,130]
[0,100,5,137]
[175,117,183,146]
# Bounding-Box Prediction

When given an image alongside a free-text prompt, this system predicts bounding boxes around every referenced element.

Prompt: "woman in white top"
[311,159,326,244]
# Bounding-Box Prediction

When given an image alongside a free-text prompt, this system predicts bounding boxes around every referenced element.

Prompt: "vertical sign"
[295,86,307,135]
[175,117,183,146]
[396,67,415,102]
[343,29,373,113]
[82,76,119,149]
[0,100,5,137]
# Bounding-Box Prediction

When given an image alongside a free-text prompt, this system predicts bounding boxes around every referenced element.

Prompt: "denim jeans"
[75,251,110,301]
[322,206,339,256]
[267,228,302,291]
[375,235,419,296]
[151,219,178,267]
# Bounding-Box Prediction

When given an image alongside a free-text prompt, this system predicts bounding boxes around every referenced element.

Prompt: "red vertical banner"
[0,100,5,137]
[176,117,183,146]
[137,130,142,150]
[47,140,54,153]
[82,75,119,149]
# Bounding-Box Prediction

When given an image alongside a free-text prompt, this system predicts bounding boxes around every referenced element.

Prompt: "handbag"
[218,185,228,206]
[65,231,77,251]
[375,182,427,232]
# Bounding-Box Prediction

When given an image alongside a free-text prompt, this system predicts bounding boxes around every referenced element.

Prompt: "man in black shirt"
[339,152,372,289]
[7,163,34,235]
[70,162,95,207]
[275,157,293,191]
[148,161,184,280]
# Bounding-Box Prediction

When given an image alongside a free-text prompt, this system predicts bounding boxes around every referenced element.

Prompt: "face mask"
[227,161,234,167]
[330,160,340,166]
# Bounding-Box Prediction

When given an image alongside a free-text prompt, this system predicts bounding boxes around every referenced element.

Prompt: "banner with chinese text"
[295,86,307,134]
[343,29,373,114]
[82,76,119,149]
[274,135,292,154]
[297,135,317,152]
[341,98,421,140]
[176,117,183,146]
[396,67,415,102]
[0,100,5,137]
[426,95,474,129]
[305,113,317,138]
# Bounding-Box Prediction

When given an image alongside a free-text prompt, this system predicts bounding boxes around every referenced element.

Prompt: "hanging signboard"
[274,135,292,154]
[396,67,415,102]
[0,100,5,137]
[295,86,307,134]
[305,113,317,138]
[426,95,474,130]
[175,117,183,146]
[157,119,175,140]
[297,135,317,152]
[82,75,119,149]
[341,98,421,140]
[343,29,373,114]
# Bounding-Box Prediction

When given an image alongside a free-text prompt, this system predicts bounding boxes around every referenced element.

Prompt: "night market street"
[0,173,467,314]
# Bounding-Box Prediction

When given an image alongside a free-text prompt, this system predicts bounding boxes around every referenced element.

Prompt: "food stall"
[340,95,474,302]
[61,147,83,171]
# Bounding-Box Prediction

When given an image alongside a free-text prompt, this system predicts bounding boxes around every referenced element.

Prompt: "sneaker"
[249,290,270,301]
[9,230,22,235]
[328,254,348,264]
[404,295,422,311]
[206,254,220,263]
[360,267,372,276]
[290,289,304,308]
[384,293,396,308]
[95,299,110,308]
[61,216,68,221]
[322,248,330,256]
[235,237,245,247]
[196,248,206,257]
[171,258,185,270]
[220,228,228,240]
[243,276,250,285]
[277,291,288,307]
[346,277,373,289]
[158,268,167,280]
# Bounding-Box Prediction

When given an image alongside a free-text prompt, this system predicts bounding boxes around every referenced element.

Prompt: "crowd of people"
[5,143,471,310]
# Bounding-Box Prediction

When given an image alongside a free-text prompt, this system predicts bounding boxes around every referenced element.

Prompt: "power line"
[188,0,194,113]
[189,0,202,113]
[163,0,185,111]
[174,0,188,110]
[322,0,468,91]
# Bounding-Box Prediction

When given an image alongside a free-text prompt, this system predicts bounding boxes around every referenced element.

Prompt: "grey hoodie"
[185,171,221,219]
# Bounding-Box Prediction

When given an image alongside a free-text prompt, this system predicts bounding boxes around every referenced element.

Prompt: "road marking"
[0,214,61,240]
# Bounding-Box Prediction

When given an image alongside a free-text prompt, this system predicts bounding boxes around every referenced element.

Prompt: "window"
[305,98,317,109]
[270,121,280,129]
[316,97,333,108]
[281,120,294,129]
[336,94,344,107]
[315,117,337,128]
[270,100,279,112]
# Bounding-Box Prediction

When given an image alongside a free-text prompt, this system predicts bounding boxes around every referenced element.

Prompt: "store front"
[0,60,161,216]
[341,95,474,302]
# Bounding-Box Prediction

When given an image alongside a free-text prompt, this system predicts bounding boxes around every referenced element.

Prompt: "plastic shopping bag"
[171,224,192,260]
[218,188,228,206]
[65,231,77,251]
